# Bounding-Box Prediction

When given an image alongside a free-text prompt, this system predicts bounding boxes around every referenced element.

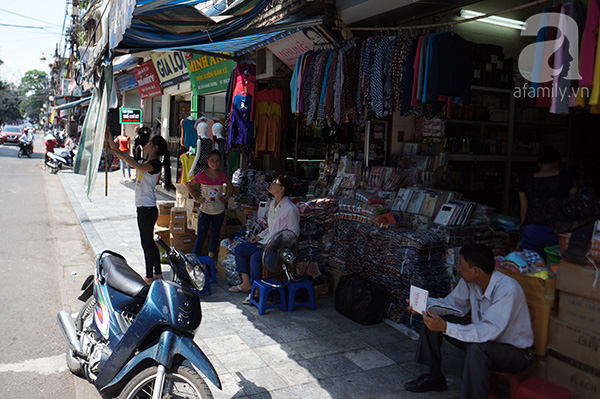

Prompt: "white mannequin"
[212,122,224,140]
[189,122,212,177]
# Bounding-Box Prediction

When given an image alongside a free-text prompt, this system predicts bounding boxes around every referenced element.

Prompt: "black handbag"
[335,274,386,325]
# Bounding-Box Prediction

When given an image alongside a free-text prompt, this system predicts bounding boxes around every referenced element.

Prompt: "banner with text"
[134,61,162,99]
[151,51,190,89]
[184,52,237,95]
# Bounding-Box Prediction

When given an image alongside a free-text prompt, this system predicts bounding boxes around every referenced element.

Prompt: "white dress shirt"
[428,269,534,349]
[257,197,300,244]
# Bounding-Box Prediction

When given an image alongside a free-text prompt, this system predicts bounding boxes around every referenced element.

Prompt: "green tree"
[19,69,49,119]
[0,59,22,123]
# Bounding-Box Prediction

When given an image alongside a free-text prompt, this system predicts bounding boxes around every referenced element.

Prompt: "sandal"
[228,285,250,293]
[242,294,252,305]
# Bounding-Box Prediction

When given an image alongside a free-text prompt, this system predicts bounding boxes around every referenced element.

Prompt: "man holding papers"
[404,244,533,398]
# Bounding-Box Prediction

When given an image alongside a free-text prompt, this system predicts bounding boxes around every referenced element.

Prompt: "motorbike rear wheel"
[118,364,213,399]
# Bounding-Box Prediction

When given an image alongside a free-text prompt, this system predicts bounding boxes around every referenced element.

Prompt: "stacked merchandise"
[231,169,277,204]
[331,219,450,331]
[169,207,195,253]
[296,198,339,267]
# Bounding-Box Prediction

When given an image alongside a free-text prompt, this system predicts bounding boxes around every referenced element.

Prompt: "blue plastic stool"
[249,279,287,315]
[195,256,217,284]
[287,279,316,311]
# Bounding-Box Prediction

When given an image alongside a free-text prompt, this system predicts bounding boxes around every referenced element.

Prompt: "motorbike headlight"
[186,264,206,291]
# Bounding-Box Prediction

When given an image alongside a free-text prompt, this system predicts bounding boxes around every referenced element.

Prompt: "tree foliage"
[19,69,49,119]
[0,58,22,123]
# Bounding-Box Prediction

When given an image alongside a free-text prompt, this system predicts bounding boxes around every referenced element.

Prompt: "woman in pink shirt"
[229,175,300,300]
[187,150,233,261]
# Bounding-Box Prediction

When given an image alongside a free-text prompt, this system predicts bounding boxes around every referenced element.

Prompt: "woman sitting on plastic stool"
[229,175,300,303]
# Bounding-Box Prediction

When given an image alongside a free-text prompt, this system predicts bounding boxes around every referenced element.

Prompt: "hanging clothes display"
[255,88,285,157]
[180,117,197,147]
[180,152,196,185]
[212,122,227,173]
[225,63,257,158]
[191,137,213,176]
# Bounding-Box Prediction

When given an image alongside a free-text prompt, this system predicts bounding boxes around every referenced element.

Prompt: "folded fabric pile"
[232,169,277,204]
[297,198,339,268]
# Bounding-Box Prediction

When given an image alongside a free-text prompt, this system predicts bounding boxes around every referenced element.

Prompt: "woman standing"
[114,130,132,181]
[106,129,173,284]
[229,175,300,299]
[518,146,577,257]
[187,150,233,261]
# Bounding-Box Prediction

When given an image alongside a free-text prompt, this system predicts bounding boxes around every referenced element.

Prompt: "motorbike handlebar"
[154,235,171,252]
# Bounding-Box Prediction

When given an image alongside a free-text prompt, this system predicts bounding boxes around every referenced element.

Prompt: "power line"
[0,22,60,33]
[0,8,62,27]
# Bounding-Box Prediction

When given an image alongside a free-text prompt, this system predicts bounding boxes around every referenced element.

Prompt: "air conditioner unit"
[255,47,284,80]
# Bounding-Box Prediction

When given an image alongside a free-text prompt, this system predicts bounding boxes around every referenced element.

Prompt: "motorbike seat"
[101,254,149,299]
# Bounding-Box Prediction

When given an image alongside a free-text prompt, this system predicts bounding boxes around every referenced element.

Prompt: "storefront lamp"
[460,9,527,30]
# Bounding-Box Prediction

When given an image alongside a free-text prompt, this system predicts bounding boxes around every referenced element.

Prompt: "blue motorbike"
[57,236,221,398]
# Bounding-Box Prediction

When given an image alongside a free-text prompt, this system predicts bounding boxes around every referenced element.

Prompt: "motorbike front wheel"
[17,149,23,158]
[118,364,213,399]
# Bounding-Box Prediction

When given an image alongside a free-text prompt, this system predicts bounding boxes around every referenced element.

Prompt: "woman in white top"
[105,129,173,284]
[229,175,300,294]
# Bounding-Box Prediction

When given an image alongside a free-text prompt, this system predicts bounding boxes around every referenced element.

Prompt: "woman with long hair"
[106,129,173,284]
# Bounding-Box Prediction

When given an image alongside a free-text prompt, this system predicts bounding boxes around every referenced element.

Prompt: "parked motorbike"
[57,236,221,398]
[17,140,33,158]
[46,149,74,174]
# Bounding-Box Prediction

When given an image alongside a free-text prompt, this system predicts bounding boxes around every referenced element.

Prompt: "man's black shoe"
[404,373,447,393]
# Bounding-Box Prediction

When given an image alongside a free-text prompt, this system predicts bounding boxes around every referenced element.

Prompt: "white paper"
[410,285,429,315]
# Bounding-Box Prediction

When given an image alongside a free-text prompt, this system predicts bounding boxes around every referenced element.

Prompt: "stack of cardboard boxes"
[547,259,600,399]
[169,206,195,253]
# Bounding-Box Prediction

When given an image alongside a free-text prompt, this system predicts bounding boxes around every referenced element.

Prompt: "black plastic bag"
[335,274,386,325]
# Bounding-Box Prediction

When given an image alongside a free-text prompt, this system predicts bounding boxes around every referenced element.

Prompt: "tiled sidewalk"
[58,170,464,398]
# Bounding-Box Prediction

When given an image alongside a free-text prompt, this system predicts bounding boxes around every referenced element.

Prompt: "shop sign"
[267,28,329,69]
[120,108,142,124]
[134,61,163,99]
[184,52,236,95]
[115,73,138,92]
[150,51,190,88]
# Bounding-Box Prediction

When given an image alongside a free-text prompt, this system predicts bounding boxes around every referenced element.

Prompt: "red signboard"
[134,61,163,99]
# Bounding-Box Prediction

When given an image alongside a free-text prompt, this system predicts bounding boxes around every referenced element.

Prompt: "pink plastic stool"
[514,376,572,399]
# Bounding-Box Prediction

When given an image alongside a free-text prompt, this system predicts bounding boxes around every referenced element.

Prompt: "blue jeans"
[521,224,558,257]
[193,211,225,256]
[120,159,131,179]
[235,241,264,282]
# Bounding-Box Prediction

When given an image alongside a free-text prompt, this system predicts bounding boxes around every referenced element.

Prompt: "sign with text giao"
[184,52,237,95]
[150,51,190,88]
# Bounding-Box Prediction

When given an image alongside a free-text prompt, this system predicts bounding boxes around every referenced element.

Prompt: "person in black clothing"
[518,146,577,256]
[133,126,144,161]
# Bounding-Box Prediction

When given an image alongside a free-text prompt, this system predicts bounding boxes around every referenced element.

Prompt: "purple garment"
[228,93,254,146]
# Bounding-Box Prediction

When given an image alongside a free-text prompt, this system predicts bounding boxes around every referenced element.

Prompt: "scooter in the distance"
[17,128,34,158]
[57,236,221,399]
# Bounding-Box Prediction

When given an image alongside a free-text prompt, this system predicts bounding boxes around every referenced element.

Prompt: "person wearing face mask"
[187,150,233,261]
[229,175,300,300]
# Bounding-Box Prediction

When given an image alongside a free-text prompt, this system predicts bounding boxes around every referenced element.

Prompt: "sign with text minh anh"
[184,52,237,95]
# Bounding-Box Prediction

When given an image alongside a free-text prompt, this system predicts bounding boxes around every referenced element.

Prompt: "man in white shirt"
[404,243,533,399]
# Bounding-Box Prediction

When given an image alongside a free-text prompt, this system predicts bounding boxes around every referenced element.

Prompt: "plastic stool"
[287,279,316,311]
[249,279,287,315]
[195,255,217,284]
[489,370,530,399]
[514,376,572,399]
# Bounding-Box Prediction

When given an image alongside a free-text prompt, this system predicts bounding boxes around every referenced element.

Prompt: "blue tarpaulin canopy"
[54,96,92,110]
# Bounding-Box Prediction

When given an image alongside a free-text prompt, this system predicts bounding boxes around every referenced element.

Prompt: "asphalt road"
[0,135,100,399]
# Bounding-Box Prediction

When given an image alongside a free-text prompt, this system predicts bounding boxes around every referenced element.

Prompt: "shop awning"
[153,27,305,58]
[54,97,92,111]
[113,55,140,72]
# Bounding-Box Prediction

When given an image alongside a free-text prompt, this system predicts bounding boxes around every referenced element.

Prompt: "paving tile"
[372,340,419,364]
[233,368,288,396]
[319,331,369,353]
[364,364,414,393]
[203,334,250,355]
[254,343,303,366]
[269,322,318,342]
[211,372,247,399]
[237,329,284,349]
[290,380,350,399]
[330,371,395,399]
[343,347,396,371]
[309,353,363,378]
[301,319,347,337]
[271,360,319,386]
[286,337,339,359]
[350,326,401,345]
[196,321,236,339]
[216,348,268,372]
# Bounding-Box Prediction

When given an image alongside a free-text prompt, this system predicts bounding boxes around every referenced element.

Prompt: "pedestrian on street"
[114,129,132,181]
[105,129,173,284]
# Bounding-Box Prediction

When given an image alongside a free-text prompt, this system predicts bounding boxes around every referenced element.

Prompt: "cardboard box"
[235,209,248,226]
[558,261,600,302]
[548,350,600,399]
[170,225,187,235]
[559,292,600,335]
[188,210,199,232]
[326,267,346,295]
[530,354,548,380]
[156,214,171,228]
[549,317,600,370]
[170,207,187,227]
[170,232,196,253]
[217,247,230,280]
[173,183,190,207]
[158,201,175,215]
[314,283,330,299]
[497,268,557,356]
[154,226,171,250]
